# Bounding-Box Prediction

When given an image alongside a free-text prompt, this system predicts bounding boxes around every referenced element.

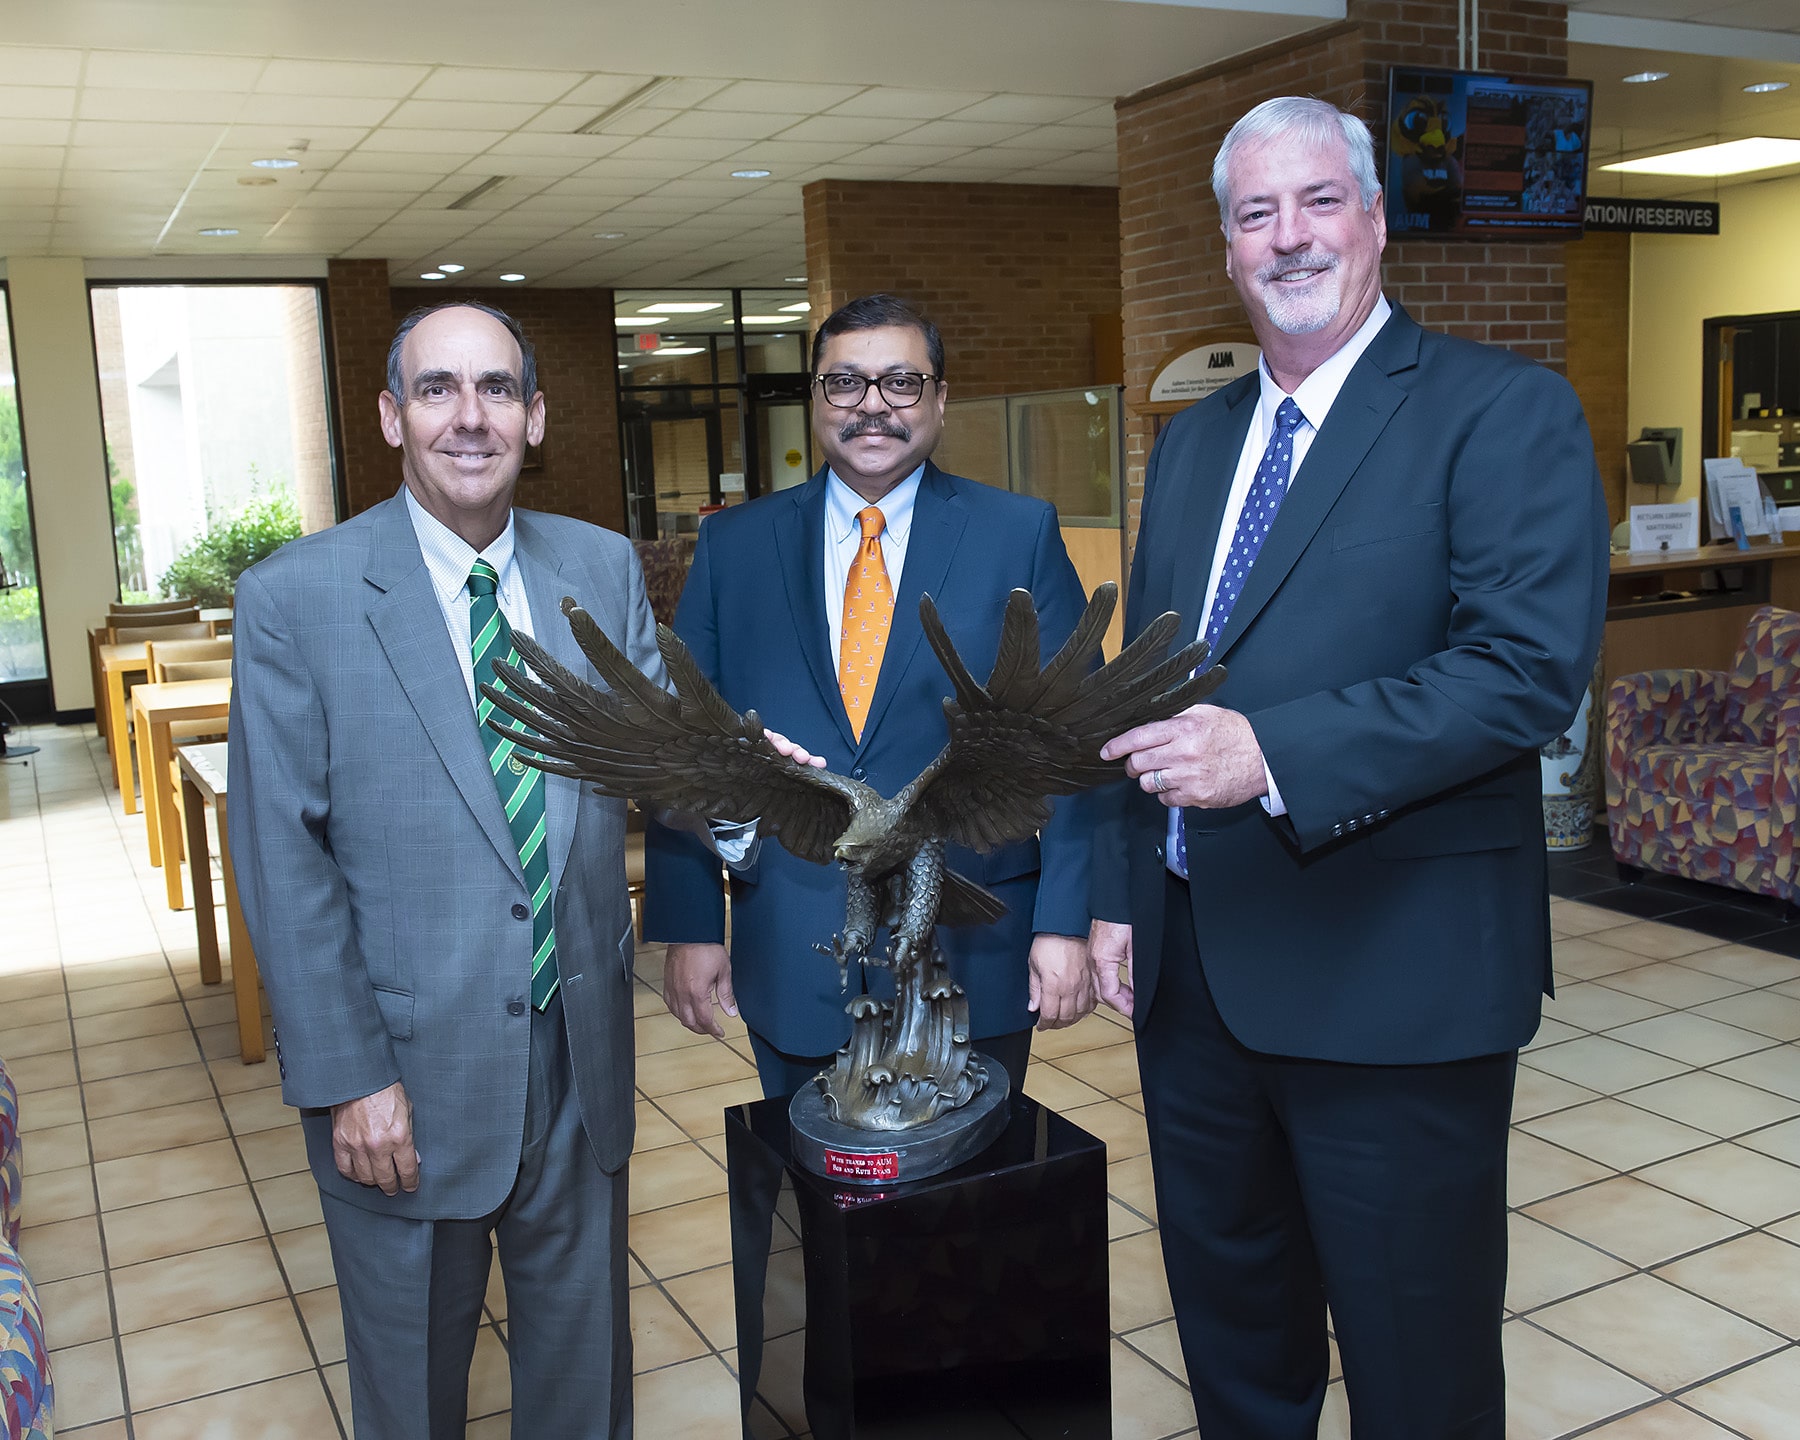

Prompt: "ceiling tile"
[84,50,266,92]
[412,67,586,103]
[0,48,81,87]
[541,175,656,198]
[333,150,463,174]
[945,94,1096,124]
[991,123,1116,150]
[580,106,686,138]
[1709,0,1800,28]
[610,137,742,164]
[483,131,627,160]
[238,93,400,128]
[223,125,370,151]
[78,88,246,124]
[837,142,975,168]
[652,110,796,142]
[256,58,431,98]
[2,146,69,170]
[451,153,590,178]
[723,139,864,167]
[0,119,71,146]
[700,80,868,114]
[315,171,434,193]
[520,104,607,134]
[70,119,222,149]
[894,118,1034,146]
[772,114,916,144]
[647,177,769,200]
[355,127,506,154]
[0,86,76,121]
[558,73,664,108]
[827,88,991,120]
[386,98,548,130]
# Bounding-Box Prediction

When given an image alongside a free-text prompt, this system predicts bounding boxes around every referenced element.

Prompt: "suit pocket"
[1369,796,1521,860]
[1331,503,1443,553]
[371,985,414,1041]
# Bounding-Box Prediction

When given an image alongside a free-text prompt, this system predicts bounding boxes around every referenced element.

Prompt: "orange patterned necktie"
[837,506,893,740]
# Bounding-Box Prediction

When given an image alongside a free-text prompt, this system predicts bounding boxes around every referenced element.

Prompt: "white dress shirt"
[404,485,534,709]
[823,465,922,650]
[1194,294,1393,821]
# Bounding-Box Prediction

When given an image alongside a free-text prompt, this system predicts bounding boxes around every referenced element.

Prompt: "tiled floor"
[3,723,1799,1439]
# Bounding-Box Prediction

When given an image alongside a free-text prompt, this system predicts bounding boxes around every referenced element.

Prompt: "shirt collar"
[1258,294,1393,433]
[825,465,923,546]
[403,484,518,606]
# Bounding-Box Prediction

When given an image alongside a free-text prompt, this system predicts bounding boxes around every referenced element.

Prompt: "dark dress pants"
[748,1026,1032,1102]
[319,992,631,1440]
[1137,873,1515,1440]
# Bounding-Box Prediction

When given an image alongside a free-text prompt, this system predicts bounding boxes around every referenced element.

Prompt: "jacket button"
[1153,843,1165,861]
[851,765,866,780]
[507,1001,526,1016]
[511,902,530,920]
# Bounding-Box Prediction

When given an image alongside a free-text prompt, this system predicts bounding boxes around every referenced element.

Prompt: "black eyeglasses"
[814,371,938,409]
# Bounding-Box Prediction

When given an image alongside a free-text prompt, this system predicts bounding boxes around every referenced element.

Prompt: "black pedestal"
[726,1093,1112,1440]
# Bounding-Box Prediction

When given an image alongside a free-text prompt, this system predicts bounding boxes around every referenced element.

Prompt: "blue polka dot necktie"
[468,559,558,1010]
[1170,396,1306,880]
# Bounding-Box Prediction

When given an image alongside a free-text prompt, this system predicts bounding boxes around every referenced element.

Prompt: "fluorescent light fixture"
[437,263,465,273]
[730,168,772,179]
[500,273,526,282]
[641,301,721,313]
[785,276,806,283]
[615,317,669,328]
[1744,81,1791,94]
[654,346,705,356]
[1621,71,1668,84]
[593,231,627,240]
[1601,136,1800,177]
[198,227,238,236]
[741,315,795,324]
[421,271,448,280]
[778,301,811,312]
[252,157,300,168]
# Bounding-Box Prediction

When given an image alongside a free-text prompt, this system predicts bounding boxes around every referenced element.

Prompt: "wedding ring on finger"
[1151,769,1168,794]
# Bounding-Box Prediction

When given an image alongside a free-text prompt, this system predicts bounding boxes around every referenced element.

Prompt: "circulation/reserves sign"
[1583,198,1719,235]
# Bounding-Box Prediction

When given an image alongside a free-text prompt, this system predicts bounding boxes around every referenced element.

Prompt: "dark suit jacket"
[229,492,654,1218]
[643,463,1092,1056]
[1091,305,1609,1065]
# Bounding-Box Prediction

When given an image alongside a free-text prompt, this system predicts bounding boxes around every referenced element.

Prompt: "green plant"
[0,400,33,588]
[108,447,145,594]
[158,490,302,608]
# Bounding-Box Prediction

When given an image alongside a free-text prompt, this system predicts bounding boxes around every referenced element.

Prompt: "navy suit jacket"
[1091,305,1609,1064]
[643,463,1092,1055]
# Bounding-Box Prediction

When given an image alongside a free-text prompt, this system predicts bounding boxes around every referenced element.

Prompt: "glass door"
[0,289,46,684]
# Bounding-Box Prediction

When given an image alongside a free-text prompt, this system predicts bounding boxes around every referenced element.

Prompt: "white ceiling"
[0,0,1796,286]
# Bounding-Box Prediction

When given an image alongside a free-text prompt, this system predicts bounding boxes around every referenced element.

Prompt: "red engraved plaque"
[823,1149,899,1181]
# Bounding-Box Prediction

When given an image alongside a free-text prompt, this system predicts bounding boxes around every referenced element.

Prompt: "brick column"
[325,258,398,517]
[1565,231,1631,524]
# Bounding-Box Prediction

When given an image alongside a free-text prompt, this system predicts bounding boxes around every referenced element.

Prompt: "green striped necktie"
[467,559,558,1011]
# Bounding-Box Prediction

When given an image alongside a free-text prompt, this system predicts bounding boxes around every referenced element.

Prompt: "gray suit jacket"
[228,490,654,1219]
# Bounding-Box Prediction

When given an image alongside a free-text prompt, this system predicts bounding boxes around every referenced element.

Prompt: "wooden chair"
[146,637,232,681]
[110,597,196,615]
[158,657,232,683]
[108,607,201,633]
[104,619,211,645]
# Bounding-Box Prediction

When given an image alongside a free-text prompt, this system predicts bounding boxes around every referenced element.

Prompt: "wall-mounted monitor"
[1385,66,1593,239]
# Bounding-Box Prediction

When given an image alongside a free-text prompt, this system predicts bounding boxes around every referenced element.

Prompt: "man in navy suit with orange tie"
[1092,98,1608,1436]
[644,293,1095,1097]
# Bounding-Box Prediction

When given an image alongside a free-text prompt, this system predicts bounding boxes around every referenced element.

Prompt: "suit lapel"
[514,513,583,889]
[773,473,858,750]
[858,463,964,750]
[1212,309,1416,665]
[363,496,523,883]
[1170,380,1257,652]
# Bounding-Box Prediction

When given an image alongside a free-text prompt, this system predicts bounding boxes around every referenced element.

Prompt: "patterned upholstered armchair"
[0,1240,52,1440]
[631,537,697,629]
[1604,604,1800,906]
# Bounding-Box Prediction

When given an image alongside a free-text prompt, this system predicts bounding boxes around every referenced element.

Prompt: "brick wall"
[280,285,335,536]
[802,179,1121,399]
[1564,230,1631,523]
[1115,0,1574,549]
[324,259,397,517]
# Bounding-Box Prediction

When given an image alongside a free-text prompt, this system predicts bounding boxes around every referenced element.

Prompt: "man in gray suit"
[230,301,643,1439]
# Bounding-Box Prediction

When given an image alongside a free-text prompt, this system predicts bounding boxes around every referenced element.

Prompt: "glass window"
[0,289,46,683]
[89,284,337,600]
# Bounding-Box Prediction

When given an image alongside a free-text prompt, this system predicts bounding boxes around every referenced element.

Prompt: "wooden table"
[99,641,150,805]
[178,742,264,1064]
[130,677,232,909]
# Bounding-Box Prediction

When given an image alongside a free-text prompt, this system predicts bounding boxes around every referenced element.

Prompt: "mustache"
[837,416,911,442]
[1258,251,1340,284]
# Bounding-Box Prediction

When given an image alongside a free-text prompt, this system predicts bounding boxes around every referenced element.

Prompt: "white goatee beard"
[1258,255,1342,336]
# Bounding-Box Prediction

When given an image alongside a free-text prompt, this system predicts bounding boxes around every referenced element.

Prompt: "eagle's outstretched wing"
[480,597,867,866]
[894,583,1222,853]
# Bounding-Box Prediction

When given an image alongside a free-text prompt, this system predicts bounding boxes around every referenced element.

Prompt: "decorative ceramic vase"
[1543,656,1604,850]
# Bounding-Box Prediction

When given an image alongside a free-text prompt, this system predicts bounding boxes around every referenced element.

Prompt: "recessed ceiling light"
[654,346,706,356]
[778,301,811,313]
[420,271,448,280]
[615,317,669,328]
[1744,81,1791,94]
[500,273,526,282]
[593,231,627,240]
[1602,136,1800,177]
[198,227,238,236]
[237,175,276,187]
[437,263,465,273]
[1621,71,1669,84]
[252,157,301,168]
[641,301,722,313]
[730,168,772,179]
[741,315,796,324]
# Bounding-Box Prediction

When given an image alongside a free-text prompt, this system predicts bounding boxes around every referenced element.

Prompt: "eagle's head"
[833,807,886,870]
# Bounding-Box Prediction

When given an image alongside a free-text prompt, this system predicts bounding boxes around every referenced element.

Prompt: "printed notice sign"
[1148,340,1261,404]
[824,1149,899,1181]
[1629,500,1700,554]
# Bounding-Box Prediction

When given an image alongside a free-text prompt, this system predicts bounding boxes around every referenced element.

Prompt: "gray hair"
[386,301,538,401]
[1212,96,1381,231]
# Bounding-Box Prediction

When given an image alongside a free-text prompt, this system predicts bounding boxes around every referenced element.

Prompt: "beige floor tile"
[1022,1060,1110,1112]
[1506,1213,1631,1313]
[122,1296,314,1410]
[16,1080,84,1131]
[81,1062,216,1119]
[133,1370,343,1440]
[66,974,180,1014]
[322,1359,352,1430]
[1714,1044,1800,1103]
[17,1211,105,1281]
[79,1028,205,1081]
[1062,1099,1151,1161]
[655,1076,768,1139]
[56,1421,131,1439]
[1498,1321,1656,1439]
[1553,936,1658,981]
[1520,1035,1689,1096]
[633,1098,689,1153]
[1592,920,1732,962]
[1526,1017,1587,1053]
[1109,1153,1159,1220]
[0,969,64,1003]
[1512,1065,1601,1122]
[1740,1114,1800,1165]
[1550,900,1635,938]
[24,1118,91,1172]
[633,1353,741,1439]
[181,991,244,1029]
[1542,981,1672,1032]
[71,1001,192,1047]
[1609,1011,1779,1068]
[636,1042,758,1098]
[48,1337,127,1428]
[0,1017,72,1058]
[634,1008,719,1056]
[662,1262,736,1351]
[1533,1273,1785,1392]
[1681,943,1800,987]
[0,992,69,1027]
[1638,1142,1800,1225]
[1624,1071,1800,1139]
[207,1053,283,1094]
[1657,1229,1800,1337]
[88,1098,229,1163]
[1526,1175,1746,1267]
[1599,964,1750,1009]
[237,1123,310,1181]
[255,1170,326,1232]
[466,1415,510,1439]
[111,1236,287,1334]
[633,1281,712,1371]
[1682,1346,1800,1437]
[1052,1041,1143,1098]
[95,1137,244,1210]
[630,1141,729,1215]
[630,1192,733,1280]
[1121,1317,1187,1381]
[1109,1197,1153,1239]
[7,1048,78,1091]
[1580,1403,1742,1438]
[1694,988,1800,1042]
[1521,1097,1714,1172]
[221,1084,298,1136]
[483,1252,506,1321]
[1030,1012,1132,1061]
[1109,1229,1174,1332]
[102,1184,268,1267]
[1111,1336,1197,1440]
[1506,1132,1615,1207]
[298,1284,347,1364]
[36,1270,115,1348]
[468,1324,511,1418]
[273,1222,337,1294]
